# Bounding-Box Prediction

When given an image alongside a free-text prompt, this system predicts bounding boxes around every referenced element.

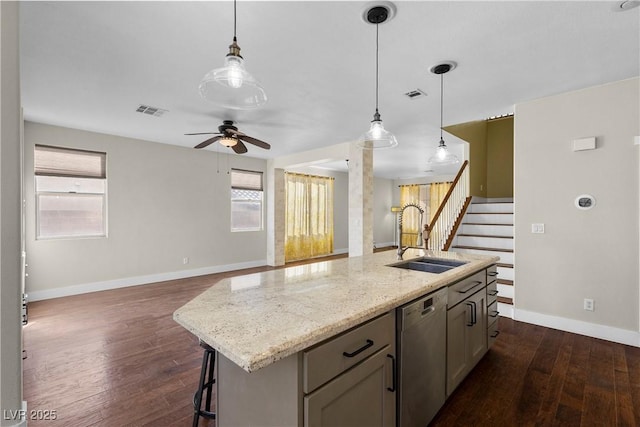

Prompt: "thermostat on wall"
[575,194,596,210]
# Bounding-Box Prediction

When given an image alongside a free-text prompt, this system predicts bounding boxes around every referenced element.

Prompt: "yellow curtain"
[429,182,452,222]
[285,172,334,262]
[399,185,422,247]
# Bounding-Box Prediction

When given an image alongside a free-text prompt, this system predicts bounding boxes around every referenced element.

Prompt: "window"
[230,169,263,232]
[34,145,107,239]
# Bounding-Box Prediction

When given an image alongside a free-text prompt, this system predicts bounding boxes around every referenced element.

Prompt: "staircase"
[449,199,514,318]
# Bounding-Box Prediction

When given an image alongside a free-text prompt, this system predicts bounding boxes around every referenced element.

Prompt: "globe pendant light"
[428,62,460,166]
[199,0,267,110]
[357,6,397,150]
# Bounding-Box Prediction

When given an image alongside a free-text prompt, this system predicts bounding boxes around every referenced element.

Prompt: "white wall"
[1,1,24,423]
[514,78,640,345]
[24,122,268,300]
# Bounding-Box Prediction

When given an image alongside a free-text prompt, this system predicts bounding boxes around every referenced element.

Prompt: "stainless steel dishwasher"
[396,287,447,427]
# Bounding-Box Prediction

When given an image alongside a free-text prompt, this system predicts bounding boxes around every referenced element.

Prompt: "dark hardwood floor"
[23,256,640,426]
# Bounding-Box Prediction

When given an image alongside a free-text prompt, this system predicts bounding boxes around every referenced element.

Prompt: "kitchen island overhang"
[173,248,498,373]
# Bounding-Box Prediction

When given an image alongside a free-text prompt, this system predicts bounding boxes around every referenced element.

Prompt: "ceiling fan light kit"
[427,61,460,168]
[357,4,398,150]
[198,0,267,110]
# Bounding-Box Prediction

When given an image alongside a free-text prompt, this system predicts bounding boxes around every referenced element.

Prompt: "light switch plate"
[531,223,545,234]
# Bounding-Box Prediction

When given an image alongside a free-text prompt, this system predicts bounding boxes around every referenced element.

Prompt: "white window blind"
[231,169,262,191]
[35,144,106,179]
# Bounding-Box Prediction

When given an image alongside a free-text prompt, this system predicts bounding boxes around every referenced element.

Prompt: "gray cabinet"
[303,312,396,427]
[446,273,488,396]
[486,264,500,348]
[304,348,395,427]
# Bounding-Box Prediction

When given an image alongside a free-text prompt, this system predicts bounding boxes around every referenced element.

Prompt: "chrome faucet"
[397,203,425,260]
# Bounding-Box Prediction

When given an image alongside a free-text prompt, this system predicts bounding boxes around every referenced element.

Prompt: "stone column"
[348,142,374,257]
[266,163,285,266]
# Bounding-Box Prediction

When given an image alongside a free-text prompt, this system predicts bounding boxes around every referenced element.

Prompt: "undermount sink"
[389,257,468,274]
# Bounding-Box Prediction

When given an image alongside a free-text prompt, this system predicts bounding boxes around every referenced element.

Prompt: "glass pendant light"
[428,62,460,166]
[199,0,267,110]
[357,6,397,150]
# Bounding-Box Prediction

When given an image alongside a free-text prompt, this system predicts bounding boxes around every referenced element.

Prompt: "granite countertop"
[173,249,498,373]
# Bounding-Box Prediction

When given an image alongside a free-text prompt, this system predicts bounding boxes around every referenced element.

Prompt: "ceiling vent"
[404,89,427,99]
[136,105,168,117]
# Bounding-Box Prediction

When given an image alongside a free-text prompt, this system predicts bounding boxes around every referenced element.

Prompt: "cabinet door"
[468,289,487,368]
[446,299,471,395]
[304,347,395,427]
[446,288,488,395]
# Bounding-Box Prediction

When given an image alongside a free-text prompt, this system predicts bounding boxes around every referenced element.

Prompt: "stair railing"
[427,160,470,251]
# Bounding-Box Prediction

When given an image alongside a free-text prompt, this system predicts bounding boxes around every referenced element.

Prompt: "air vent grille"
[136,105,168,117]
[404,89,427,99]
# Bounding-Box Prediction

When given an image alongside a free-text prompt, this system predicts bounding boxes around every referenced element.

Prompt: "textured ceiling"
[20,1,640,179]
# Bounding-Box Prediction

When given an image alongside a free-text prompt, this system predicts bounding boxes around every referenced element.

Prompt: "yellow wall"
[445,116,513,198]
[486,117,514,198]
[444,121,487,197]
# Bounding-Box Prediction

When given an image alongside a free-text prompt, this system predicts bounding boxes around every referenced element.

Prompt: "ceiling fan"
[185,120,271,154]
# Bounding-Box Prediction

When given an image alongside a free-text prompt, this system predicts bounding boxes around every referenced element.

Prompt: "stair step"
[497,278,513,286]
[452,245,513,253]
[497,262,513,268]
[497,296,514,305]
[458,234,513,239]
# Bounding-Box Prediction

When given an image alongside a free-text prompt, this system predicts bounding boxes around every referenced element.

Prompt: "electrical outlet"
[182,257,189,265]
[583,298,594,311]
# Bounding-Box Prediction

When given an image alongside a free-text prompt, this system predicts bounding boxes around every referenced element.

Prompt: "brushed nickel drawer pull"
[458,281,483,294]
[343,339,374,358]
[488,290,499,296]
[488,271,499,277]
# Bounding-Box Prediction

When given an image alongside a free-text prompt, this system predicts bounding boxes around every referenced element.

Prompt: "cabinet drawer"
[487,300,499,326]
[487,264,498,284]
[488,318,500,348]
[448,271,486,309]
[487,280,498,306]
[303,312,394,394]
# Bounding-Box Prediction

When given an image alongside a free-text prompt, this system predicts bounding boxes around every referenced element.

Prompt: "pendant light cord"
[375,23,380,115]
[440,73,444,139]
[234,0,237,39]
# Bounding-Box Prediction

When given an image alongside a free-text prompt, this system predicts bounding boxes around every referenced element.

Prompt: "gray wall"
[24,122,268,299]
[1,0,24,423]
[514,78,639,336]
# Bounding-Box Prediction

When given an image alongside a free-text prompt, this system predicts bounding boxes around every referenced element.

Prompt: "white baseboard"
[26,260,267,302]
[333,247,349,255]
[515,308,640,348]
[497,302,514,319]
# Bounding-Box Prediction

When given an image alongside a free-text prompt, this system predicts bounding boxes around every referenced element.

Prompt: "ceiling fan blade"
[194,135,222,149]
[239,135,271,150]
[185,132,222,136]
[231,140,248,154]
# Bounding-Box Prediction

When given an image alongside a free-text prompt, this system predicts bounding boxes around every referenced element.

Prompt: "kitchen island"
[174,249,498,426]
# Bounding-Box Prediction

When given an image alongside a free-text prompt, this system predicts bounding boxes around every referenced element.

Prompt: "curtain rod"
[285,171,335,180]
[398,181,453,187]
